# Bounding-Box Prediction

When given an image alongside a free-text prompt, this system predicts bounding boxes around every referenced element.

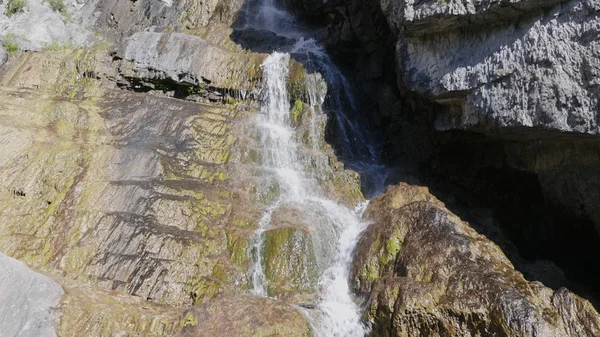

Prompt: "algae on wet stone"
[287,61,307,101]
[290,99,305,127]
[262,227,318,300]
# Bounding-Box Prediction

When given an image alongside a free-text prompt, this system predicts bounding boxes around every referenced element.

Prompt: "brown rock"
[352,183,600,336]
[179,295,312,337]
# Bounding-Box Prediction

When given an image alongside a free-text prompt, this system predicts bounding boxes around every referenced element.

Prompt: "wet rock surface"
[352,183,600,337]
[0,0,365,333]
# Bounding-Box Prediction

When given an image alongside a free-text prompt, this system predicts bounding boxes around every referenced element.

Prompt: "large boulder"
[351,183,600,336]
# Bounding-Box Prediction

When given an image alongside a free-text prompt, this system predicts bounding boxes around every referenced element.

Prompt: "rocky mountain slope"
[1,0,600,336]
[0,0,357,335]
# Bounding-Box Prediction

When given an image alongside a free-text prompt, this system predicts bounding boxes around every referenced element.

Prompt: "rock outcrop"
[3,0,600,336]
[349,0,600,305]
[352,183,600,337]
[116,31,264,93]
[0,0,366,334]
[381,0,600,135]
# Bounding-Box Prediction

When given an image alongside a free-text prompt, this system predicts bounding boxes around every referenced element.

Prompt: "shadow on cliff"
[389,127,600,311]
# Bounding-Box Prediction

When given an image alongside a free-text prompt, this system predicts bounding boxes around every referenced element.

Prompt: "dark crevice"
[116,76,250,103]
[387,128,600,310]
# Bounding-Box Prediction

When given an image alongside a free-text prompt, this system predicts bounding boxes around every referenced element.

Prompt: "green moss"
[287,62,307,101]
[6,0,26,17]
[232,220,253,229]
[211,260,229,282]
[379,235,402,269]
[2,33,20,56]
[188,276,221,305]
[290,99,305,127]
[262,228,318,297]
[226,230,249,266]
[359,232,404,288]
[45,0,66,14]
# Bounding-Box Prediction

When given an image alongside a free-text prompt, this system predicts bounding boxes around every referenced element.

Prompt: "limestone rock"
[117,31,264,91]
[56,275,181,337]
[0,0,93,52]
[380,0,600,135]
[262,225,318,303]
[0,253,64,337]
[0,49,255,307]
[179,295,312,336]
[352,183,600,336]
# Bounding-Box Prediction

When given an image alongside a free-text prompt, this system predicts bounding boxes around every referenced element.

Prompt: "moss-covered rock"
[262,226,318,303]
[290,99,305,127]
[287,60,307,102]
[351,183,600,337]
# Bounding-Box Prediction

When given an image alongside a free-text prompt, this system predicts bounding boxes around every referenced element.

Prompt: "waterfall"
[247,52,370,336]
[241,1,390,336]
[250,52,307,296]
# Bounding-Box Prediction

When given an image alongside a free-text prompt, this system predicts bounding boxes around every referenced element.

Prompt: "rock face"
[0,50,251,307]
[381,0,600,134]
[0,0,365,334]
[356,0,600,304]
[0,253,64,337]
[179,295,312,336]
[0,0,92,53]
[262,226,318,303]
[351,183,600,337]
[116,31,263,91]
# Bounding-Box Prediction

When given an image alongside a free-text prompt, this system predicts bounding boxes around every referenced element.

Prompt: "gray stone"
[0,45,5,65]
[0,0,92,51]
[117,31,259,90]
[0,253,64,337]
[381,0,600,135]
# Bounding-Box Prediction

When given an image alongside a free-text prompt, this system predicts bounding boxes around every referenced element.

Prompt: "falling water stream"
[240,1,389,336]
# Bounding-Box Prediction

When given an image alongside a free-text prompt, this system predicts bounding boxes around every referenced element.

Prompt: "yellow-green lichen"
[226,230,250,266]
[290,99,305,127]
[287,61,307,101]
[181,314,198,327]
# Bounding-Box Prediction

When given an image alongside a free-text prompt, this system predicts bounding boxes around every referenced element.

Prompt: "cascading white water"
[249,52,371,336]
[241,1,391,335]
[250,52,307,296]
